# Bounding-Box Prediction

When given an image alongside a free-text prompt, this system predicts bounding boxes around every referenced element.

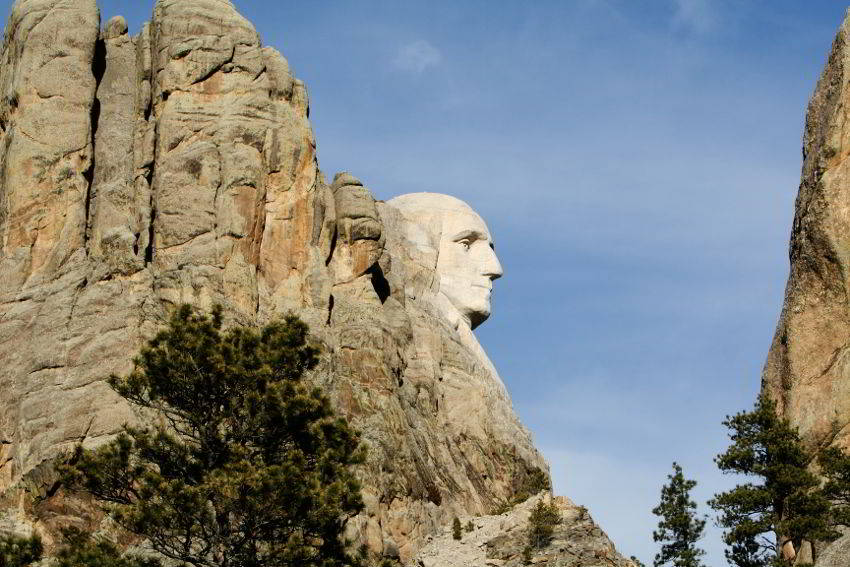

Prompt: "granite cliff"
[763,7,850,566]
[0,1,634,565]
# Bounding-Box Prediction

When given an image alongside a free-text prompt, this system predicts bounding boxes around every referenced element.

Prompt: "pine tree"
[54,528,161,567]
[0,533,42,566]
[819,445,850,528]
[709,394,838,567]
[521,500,561,565]
[62,305,365,567]
[651,462,706,567]
[452,517,462,541]
[526,499,561,550]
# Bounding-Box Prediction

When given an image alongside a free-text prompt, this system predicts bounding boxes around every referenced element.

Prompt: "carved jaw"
[438,276,492,330]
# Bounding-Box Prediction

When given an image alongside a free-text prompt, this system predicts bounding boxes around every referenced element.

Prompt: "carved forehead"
[388,192,490,239]
[389,192,475,214]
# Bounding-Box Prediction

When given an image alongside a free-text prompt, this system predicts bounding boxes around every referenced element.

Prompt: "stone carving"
[0,1,633,565]
[385,193,507,393]
[388,193,503,331]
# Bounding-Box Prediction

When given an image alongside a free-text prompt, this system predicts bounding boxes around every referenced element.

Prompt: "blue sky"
[4,0,848,564]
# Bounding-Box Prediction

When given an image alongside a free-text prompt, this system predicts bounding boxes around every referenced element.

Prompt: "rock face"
[0,0,631,564]
[763,8,850,454]
[412,493,635,567]
[762,8,850,566]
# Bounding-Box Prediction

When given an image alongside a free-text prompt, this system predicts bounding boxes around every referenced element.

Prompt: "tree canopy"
[0,533,42,567]
[63,305,365,567]
[819,444,850,529]
[651,462,706,567]
[709,394,837,567]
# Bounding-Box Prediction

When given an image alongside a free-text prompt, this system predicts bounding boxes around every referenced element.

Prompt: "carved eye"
[458,239,471,251]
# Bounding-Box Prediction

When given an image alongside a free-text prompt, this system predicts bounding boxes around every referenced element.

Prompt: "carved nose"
[484,249,503,280]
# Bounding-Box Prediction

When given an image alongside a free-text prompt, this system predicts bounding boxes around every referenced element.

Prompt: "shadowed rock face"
[0,0,630,563]
[763,8,850,566]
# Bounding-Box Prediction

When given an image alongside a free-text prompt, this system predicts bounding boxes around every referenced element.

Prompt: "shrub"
[527,499,561,550]
[491,466,551,515]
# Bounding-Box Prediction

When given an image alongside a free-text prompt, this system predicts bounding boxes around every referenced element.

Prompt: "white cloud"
[393,39,441,73]
[671,0,718,33]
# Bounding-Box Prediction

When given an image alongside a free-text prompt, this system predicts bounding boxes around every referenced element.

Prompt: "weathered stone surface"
[0,0,624,563]
[815,527,850,567]
[762,8,850,565]
[411,493,637,567]
[763,8,850,453]
[0,0,133,501]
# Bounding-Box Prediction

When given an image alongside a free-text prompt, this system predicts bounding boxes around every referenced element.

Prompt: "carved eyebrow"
[451,229,488,242]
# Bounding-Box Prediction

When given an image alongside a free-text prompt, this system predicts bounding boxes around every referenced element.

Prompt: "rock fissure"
[14,127,49,147]
[27,365,64,375]
[83,36,106,255]
[325,224,337,266]
[144,207,156,264]
[65,277,88,333]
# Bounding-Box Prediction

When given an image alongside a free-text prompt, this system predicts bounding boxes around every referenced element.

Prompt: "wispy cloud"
[393,39,441,73]
[671,0,718,33]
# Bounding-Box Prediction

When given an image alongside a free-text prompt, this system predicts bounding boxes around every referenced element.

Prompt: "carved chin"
[438,281,493,330]
[469,308,490,330]
[465,298,492,330]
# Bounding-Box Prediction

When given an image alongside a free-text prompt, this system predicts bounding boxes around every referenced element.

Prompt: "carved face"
[387,192,504,330]
[435,205,503,329]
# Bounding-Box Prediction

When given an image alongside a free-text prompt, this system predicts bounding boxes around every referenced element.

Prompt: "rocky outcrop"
[0,0,631,564]
[763,8,850,454]
[762,8,850,566]
[411,493,635,567]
